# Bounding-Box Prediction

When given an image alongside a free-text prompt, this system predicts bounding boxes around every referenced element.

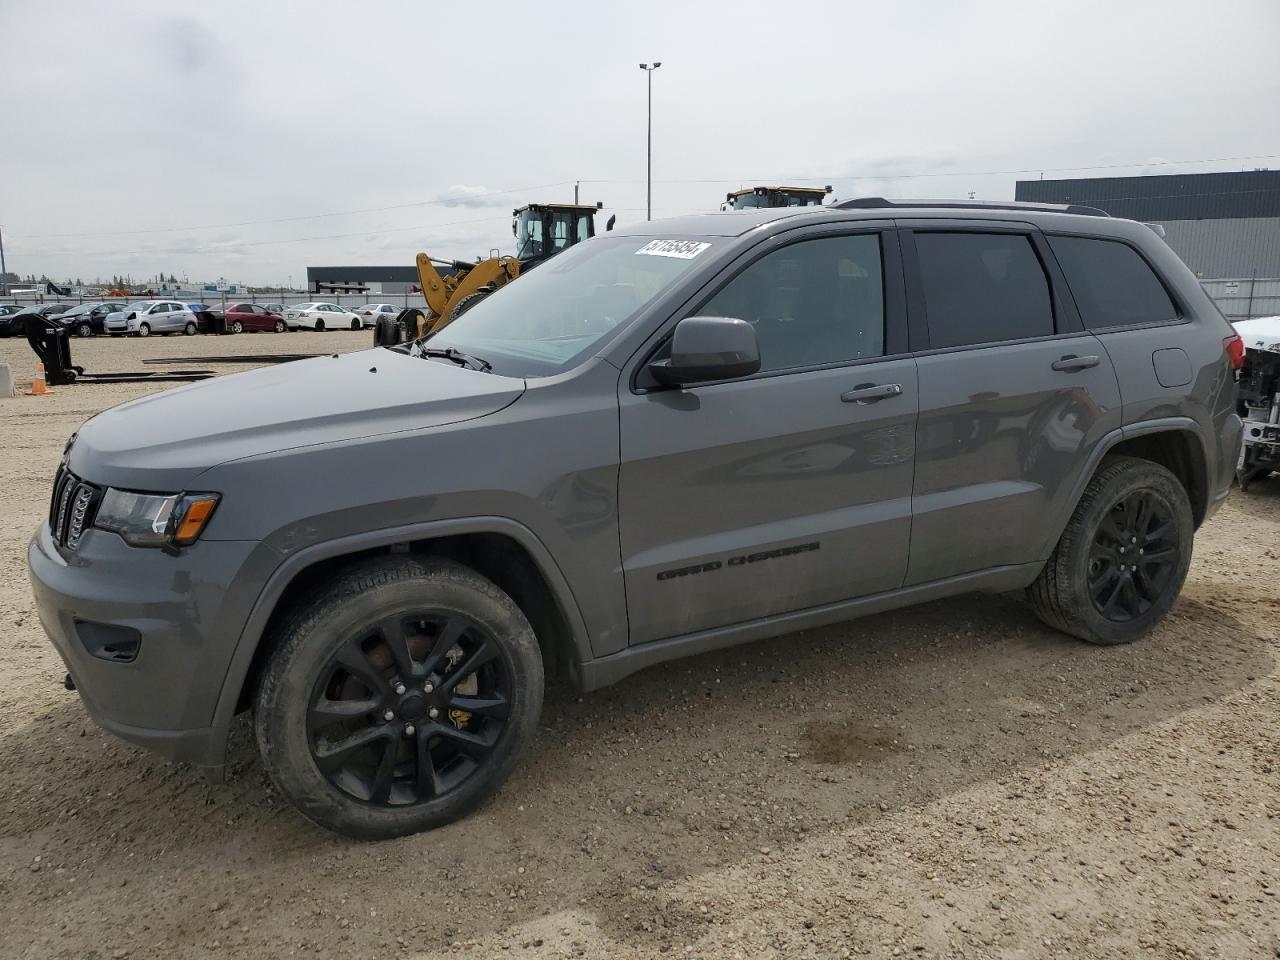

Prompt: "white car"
[284,302,365,331]
[354,303,399,328]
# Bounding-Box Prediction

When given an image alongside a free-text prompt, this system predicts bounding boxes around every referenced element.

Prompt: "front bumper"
[27,521,279,776]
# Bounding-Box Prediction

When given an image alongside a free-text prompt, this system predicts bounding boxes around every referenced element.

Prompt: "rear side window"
[915,232,1054,348]
[699,233,885,372]
[1048,235,1178,329]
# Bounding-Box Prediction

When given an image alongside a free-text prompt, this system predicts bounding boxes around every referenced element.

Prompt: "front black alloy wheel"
[255,557,543,839]
[307,611,512,806]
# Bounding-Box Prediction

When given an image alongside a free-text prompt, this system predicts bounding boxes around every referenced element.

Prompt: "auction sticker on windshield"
[635,239,711,259]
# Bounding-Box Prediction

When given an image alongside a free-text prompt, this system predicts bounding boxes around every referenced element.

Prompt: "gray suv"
[29,199,1244,839]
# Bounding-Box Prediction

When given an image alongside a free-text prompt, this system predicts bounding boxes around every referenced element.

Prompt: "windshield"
[426,235,715,377]
[125,301,154,312]
[514,209,544,260]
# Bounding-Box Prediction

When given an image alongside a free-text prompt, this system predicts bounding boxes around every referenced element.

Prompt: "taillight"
[1224,334,1245,371]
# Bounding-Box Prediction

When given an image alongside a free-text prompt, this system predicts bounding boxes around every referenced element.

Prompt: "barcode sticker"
[635,239,711,259]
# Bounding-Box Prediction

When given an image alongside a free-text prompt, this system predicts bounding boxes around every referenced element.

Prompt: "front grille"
[49,466,102,550]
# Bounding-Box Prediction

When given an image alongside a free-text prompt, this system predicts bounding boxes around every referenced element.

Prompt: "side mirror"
[648,316,760,386]
[606,214,616,231]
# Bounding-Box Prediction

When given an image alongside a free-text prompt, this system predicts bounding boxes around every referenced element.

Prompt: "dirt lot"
[0,331,1276,960]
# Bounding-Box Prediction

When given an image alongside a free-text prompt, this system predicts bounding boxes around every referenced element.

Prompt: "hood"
[1234,316,1280,354]
[69,348,526,491]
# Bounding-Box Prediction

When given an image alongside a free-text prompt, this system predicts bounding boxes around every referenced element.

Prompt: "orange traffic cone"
[25,362,54,396]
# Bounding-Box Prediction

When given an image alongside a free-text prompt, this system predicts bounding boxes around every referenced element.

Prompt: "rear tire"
[274,319,286,333]
[1028,456,1193,645]
[451,289,491,319]
[254,557,543,840]
[350,318,361,330]
[230,320,244,334]
[184,321,197,336]
[373,316,405,347]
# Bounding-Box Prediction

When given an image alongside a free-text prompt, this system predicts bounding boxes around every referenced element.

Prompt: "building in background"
[306,265,422,295]
[1016,170,1280,322]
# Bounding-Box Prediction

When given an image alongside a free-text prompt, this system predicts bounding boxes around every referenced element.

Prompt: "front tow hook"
[63,673,76,691]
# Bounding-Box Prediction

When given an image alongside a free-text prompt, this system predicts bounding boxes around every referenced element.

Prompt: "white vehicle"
[354,303,399,327]
[1234,315,1280,490]
[284,302,365,331]
[104,300,199,337]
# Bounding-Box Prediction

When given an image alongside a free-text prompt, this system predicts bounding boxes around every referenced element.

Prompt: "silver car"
[105,300,200,337]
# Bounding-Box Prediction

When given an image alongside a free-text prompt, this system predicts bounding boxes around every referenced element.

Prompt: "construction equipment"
[22,315,213,386]
[375,201,612,346]
[722,185,832,211]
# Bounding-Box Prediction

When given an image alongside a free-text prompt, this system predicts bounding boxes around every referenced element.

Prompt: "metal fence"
[0,290,430,312]
[5,279,1277,324]
[1200,278,1280,323]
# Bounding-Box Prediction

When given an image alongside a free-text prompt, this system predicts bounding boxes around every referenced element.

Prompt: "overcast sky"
[3,0,1278,287]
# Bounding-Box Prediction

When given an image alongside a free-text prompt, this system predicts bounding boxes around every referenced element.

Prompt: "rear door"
[618,224,919,644]
[899,221,1123,584]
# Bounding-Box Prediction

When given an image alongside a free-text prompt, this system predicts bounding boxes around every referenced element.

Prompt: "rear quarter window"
[1047,235,1178,329]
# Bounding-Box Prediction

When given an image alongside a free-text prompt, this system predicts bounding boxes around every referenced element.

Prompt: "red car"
[225,303,288,334]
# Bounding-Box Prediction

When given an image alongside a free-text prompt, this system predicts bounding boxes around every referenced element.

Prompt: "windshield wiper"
[408,343,492,372]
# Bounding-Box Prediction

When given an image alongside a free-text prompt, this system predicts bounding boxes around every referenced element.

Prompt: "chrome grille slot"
[48,468,101,550]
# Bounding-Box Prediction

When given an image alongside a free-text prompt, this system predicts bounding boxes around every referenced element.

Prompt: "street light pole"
[639,62,662,221]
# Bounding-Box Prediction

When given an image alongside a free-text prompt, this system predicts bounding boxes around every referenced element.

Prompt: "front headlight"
[94,489,219,547]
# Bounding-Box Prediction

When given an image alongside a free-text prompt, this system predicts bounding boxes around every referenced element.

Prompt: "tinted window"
[699,234,885,372]
[915,232,1053,348]
[1048,235,1177,329]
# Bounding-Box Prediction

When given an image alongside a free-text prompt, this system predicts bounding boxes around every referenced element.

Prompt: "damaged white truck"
[1234,315,1280,490]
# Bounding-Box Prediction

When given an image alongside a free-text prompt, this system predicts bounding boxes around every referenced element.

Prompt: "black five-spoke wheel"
[1087,490,1179,623]
[308,612,511,806]
[255,557,543,839]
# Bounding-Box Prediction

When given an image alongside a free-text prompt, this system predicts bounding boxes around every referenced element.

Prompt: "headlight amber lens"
[94,489,219,547]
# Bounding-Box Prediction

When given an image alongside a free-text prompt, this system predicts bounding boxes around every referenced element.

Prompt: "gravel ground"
[0,331,1276,960]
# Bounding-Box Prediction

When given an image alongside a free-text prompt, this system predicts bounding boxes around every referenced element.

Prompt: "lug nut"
[404,724,416,736]
[393,683,406,695]
[1119,546,1126,554]
[428,707,440,719]
[1131,537,1137,544]
[383,709,395,721]
[423,682,434,693]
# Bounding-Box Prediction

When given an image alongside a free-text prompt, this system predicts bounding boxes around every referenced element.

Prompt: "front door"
[618,227,918,644]
[899,225,1123,584]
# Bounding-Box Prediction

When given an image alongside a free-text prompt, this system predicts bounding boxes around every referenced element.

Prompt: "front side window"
[1048,235,1178,329]
[915,232,1054,348]
[698,234,885,373]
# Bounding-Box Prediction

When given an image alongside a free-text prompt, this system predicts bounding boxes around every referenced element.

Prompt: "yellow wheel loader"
[722,185,832,210]
[376,201,613,345]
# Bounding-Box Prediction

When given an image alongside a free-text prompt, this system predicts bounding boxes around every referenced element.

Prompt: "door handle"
[1051,354,1100,372]
[840,382,903,404]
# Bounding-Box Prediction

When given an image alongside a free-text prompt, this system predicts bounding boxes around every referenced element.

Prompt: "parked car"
[285,302,365,331]
[103,299,199,337]
[262,302,286,316]
[28,200,1244,840]
[49,302,117,338]
[225,303,288,334]
[355,303,399,327]
[0,303,25,337]
[186,303,224,333]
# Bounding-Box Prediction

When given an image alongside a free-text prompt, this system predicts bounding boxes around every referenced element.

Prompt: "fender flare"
[209,515,594,737]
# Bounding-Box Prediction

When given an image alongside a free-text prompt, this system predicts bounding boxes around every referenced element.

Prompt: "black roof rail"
[832,197,1110,218]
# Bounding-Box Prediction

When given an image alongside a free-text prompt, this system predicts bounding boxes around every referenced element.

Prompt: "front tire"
[137,322,151,337]
[1028,456,1193,645]
[75,321,93,338]
[314,318,325,332]
[254,557,544,840]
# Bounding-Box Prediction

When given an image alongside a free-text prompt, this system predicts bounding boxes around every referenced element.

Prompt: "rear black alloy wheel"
[255,557,543,839]
[1028,455,1192,645]
[308,610,512,806]
[1086,490,1179,623]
